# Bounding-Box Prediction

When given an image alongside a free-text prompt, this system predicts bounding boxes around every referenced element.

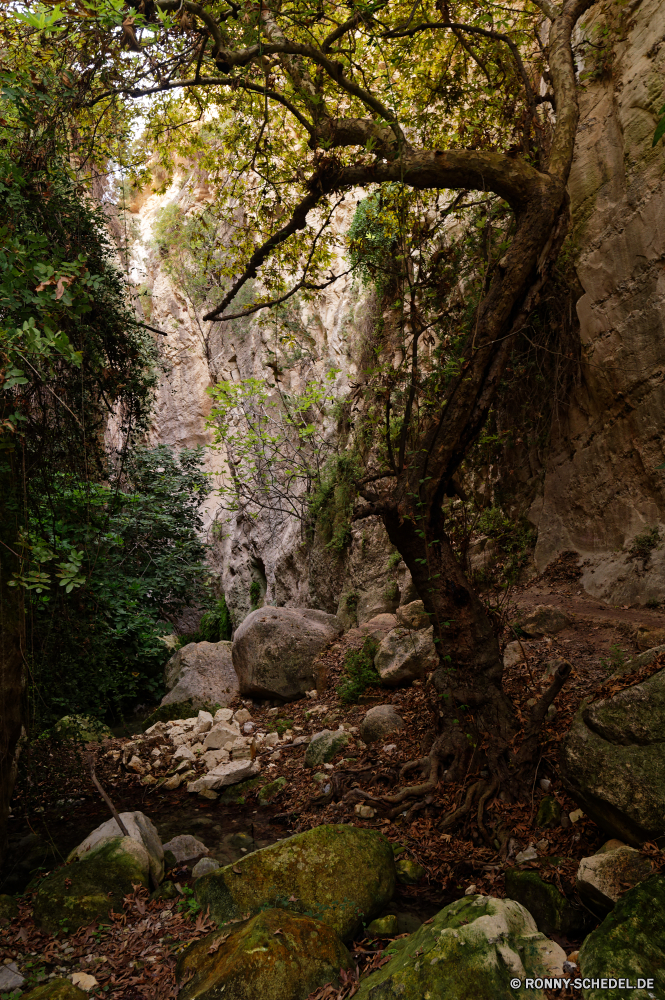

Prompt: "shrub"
[337,638,380,704]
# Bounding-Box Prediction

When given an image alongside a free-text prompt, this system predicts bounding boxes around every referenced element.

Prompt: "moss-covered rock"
[54,714,112,742]
[354,895,566,1000]
[504,869,586,937]
[579,875,665,999]
[0,894,18,924]
[258,777,287,803]
[304,730,350,767]
[194,824,395,941]
[33,836,150,934]
[395,858,425,885]
[561,667,665,844]
[20,980,88,999]
[536,796,561,828]
[367,914,398,937]
[218,775,264,805]
[177,907,352,1000]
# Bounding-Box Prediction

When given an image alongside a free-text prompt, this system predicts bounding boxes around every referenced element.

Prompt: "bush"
[337,638,381,704]
[198,596,233,642]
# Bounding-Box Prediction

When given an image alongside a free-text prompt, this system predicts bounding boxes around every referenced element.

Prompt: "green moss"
[354,895,565,1000]
[535,796,561,828]
[336,638,380,704]
[177,907,352,1000]
[504,869,586,937]
[33,836,149,934]
[304,730,350,767]
[20,980,88,1000]
[54,714,112,742]
[367,914,398,937]
[218,775,265,805]
[579,875,665,1000]
[194,824,396,941]
[395,859,426,885]
[258,777,287,804]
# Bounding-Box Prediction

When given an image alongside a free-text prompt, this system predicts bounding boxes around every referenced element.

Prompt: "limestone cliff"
[128,0,665,616]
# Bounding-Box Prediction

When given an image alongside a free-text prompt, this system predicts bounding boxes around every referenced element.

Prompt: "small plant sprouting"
[629,527,661,561]
[176,885,201,918]
[600,643,626,674]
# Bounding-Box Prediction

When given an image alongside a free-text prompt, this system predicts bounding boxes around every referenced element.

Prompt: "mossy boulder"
[395,858,426,885]
[0,894,18,924]
[354,895,566,1000]
[218,775,264,805]
[177,907,352,1000]
[561,667,665,844]
[304,730,350,767]
[536,796,561,828]
[21,980,87,999]
[579,875,665,999]
[504,869,587,937]
[33,836,150,933]
[367,914,398,937]
[194,824,395,941]
[258,777,286,803]
[54,714,112,742]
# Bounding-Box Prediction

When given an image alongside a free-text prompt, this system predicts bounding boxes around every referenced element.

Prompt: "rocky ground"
[3,573,665,999]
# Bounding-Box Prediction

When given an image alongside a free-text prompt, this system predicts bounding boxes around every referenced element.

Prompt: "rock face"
[162,641,238,710]
[68,811,164,885]
[354,895,566,1000]
[576,845,653,912]
[504,869,586,938]
[531,0,665,607]
[194,824,395,941]
[232,607,342,700]
[177,908,352,1000]
[579,875,665,999]
[359,705,405,744]
[33,837,150,933]
[374,627,438,687]
[395,601,429,631]
[561,666,665,844]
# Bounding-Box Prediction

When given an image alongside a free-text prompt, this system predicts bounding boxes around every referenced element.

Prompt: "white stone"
[192,857,221,879]
[188,759,260,792]
[515,845,538,863]
[195,710,214,734]
[233,708,252,725]
[0,964,24,991]
[374,626,439,687]
[214,708,234,723]
[264,732,279,747]
[173,745,195,762]
[163,834,209,862]
[203,749,230,770]
[162,774,181,790]
[203,722,241,750]
[72,972,98,991]
[162,641,239,710]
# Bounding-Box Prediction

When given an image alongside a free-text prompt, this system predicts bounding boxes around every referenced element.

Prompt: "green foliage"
[347,185,409,287]
[268,717,294,736]
[249,580,262,610]
[383,580,400,602]
[630,527,660,560]
[387,551,402,571]
[176,885,202,918]
[198,596,233,642]
[309,454,360,554]
[19,446,212,729]
[337,638,380,704]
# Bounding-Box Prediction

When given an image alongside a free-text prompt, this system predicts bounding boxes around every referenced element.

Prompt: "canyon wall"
[129,0,665,619]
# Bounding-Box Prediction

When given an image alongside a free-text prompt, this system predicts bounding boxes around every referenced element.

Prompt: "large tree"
[4,0,593,831]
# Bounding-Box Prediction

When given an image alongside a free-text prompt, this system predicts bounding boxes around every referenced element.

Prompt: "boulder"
[258,776,286,803]
[374,627,438,687]
[194,824,396,941]
[395,601,429,630]
[177,908,352,1000]
[54,715,112,742]
[518,605,571,638]
[187,759,259,792]
[192,858,220,879]
[395,858,426,885]
[202,721,241,749]
[636,628,665,651]
[162,640,239,710]
[162,834,209,863]
[504,868,587,937]
[360,704,405,744]
[561,665,665,844]
[353,894,566,1000]
[33,836,150,933]
[68,811,163,885]
[367,914,399,937]
[232,608,342,700]
[0,963,24,991]
[578,875,665,999]
[576,845,653,912]
[304,729,350,767]
[20,980,88,999]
